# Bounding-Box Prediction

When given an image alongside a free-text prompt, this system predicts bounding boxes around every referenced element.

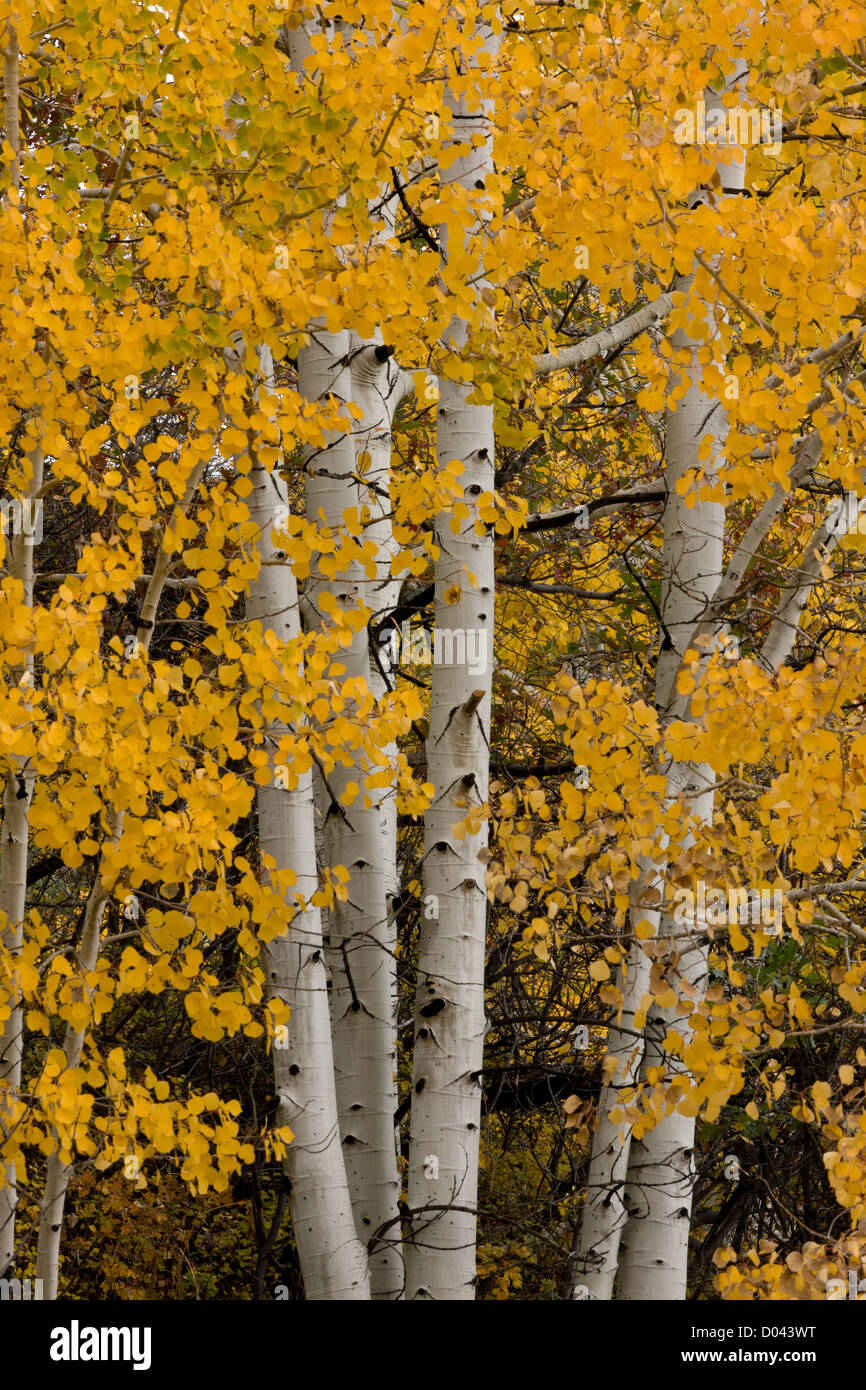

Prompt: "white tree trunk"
[249,343,370,1299]
[36,460,204,1298]
[0,445,41,1279]
[614,787,715,1300]
[307,336,405,1298]
[613,68,748,1301]
[278,15,405,1299]
[0,21,39,1278]
[405,18,499,1300]
[571,873,661,1299]
[361,440,404,1293]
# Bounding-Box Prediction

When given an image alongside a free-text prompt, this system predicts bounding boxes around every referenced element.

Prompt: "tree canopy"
[2,0,866,1306]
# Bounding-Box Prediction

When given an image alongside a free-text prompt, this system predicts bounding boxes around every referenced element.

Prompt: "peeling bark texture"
[405,17,499,1301]
[248,343,370,1300]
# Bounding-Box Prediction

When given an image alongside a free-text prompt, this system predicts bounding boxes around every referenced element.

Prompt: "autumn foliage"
[1,0,866,1301]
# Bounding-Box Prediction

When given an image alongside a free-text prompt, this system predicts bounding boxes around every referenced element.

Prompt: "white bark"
[571,872,660,1299]
[612,67,748,1302]
[0,442,41,1279]
[0,22,38,1278]
[249,343,370,1300]
[361,379,403,1282]
[614,790,714,1300]
[35,460,205,1298]
[759,497,845,672]
[2,22,19,191]
[405,19,499,1300]
[304,335,404,1298]
[279,13,406,1296]
[571,66,750,1301]
[610,63,854,1298]
[536,294,676,379]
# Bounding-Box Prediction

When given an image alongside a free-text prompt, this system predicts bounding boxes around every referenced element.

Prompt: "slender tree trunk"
[0,447,41,1278]
[405,14,499,1300]
[613,795,715,1300]
[36,460,205,1297]
[571,872,661,1299]
[324,339,407,1297]
[0,22,40,1278]
[279,11,408,1295]
[300,331,404,1297]
[248,342,370,1299]
[612,66,748,1301]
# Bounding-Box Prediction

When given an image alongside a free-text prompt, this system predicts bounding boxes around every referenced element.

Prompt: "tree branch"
[534,294,675,378]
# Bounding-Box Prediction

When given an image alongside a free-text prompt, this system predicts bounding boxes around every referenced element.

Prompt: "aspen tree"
[405,6,500,1300]
[0,20,43,1277]
[245,340,371,1300]
[613,60,749,1301]
[329,337,410,1297]
[280,15,405,1297]
[35,461,206,1298]
[6,0,866,1306]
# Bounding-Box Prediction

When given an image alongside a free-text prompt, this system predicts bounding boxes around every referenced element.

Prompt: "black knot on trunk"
[420,997,446,1018]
